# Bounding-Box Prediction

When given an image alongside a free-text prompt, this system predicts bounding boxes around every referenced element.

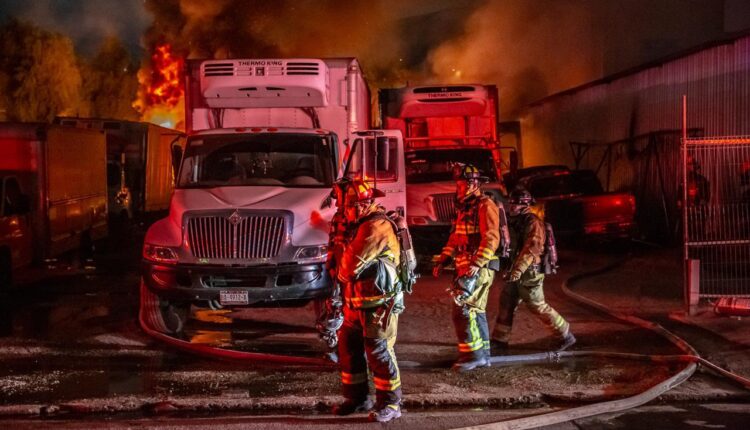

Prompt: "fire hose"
[456,260,750,430]
[138,281,333,367]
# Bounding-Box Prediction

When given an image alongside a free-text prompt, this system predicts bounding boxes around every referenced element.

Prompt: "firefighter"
[491,187,576,352]
[433,163,502,372]
[333,179,403,423]
[316,178,352,362]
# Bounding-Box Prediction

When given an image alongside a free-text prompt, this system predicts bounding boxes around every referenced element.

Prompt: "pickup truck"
[517,168,636,239]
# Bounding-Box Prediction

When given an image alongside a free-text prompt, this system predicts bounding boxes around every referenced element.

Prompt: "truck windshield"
[177,133,334,188]
[405,149,498,184]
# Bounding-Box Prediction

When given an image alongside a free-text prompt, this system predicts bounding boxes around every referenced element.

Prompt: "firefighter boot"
[557,332,576,351]
[332,398,373,416]
[369,404,402,423]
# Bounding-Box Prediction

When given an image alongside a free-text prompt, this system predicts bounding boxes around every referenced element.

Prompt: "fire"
[133,44,185,130]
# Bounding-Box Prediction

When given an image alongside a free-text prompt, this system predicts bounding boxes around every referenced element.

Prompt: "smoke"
[427,0,601,118]
[143,0,414,85]
[140,0,607,117]
[0,0,151,56]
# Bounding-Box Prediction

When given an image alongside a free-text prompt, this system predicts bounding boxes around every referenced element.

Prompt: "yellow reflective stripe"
[341,372,368,385]
[373,376,401,391]
[455,226,480,234]
[479,248,495,259]
[348,294,389,304]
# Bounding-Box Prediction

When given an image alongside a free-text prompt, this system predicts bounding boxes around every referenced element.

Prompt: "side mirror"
[376,137,390,172]
[171,145,183,178]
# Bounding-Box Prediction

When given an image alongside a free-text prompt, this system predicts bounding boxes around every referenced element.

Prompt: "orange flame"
[133,44,185,130]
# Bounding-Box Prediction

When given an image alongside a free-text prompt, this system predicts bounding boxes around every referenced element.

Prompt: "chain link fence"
[683,136,750,300]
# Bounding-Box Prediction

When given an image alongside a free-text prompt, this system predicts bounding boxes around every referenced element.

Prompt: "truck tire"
[139,280,189,335]
[0,249,11,292]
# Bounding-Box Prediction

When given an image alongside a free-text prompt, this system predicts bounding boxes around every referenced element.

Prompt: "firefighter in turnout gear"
[316,178,352,362]
[333,179,404,423]
[492,187,576,352]
[433,163,504,372]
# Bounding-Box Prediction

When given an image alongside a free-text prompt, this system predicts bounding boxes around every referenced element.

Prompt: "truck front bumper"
[142,260,332,305]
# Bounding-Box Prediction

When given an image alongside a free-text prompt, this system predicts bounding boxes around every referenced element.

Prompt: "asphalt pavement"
[1,229,749,428]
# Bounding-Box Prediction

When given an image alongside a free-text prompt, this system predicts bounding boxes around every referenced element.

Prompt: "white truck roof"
[190,127,334,136]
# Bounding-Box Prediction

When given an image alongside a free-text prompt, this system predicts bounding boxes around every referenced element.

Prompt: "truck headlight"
[143,244,179,264]
[294,245,328,261]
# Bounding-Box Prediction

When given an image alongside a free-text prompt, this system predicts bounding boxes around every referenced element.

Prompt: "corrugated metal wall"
[522,35,750,166]
[520,34,750,242]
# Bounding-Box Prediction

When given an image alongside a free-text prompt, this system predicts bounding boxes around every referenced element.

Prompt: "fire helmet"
[508,187,536,206]
[452,163,489,183]
[343,179,385,205]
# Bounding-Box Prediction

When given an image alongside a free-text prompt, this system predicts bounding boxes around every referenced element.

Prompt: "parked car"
[517,168,636,239]
[503,165,570,190]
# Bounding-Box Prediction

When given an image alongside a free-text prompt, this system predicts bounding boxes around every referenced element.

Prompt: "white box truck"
[140,58,406,333]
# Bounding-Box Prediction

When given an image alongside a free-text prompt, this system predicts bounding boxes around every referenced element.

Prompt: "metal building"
[520,32,750,308]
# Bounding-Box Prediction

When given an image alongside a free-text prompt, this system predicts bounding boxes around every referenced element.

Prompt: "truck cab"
[380,85,505,238]
[141,58,406,334]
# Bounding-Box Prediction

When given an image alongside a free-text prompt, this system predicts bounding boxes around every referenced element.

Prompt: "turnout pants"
[452,268,494,361]
[338,305,401,407]
[492,270,569,343]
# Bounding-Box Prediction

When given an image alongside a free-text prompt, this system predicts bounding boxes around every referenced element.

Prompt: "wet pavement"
[1,228,749,427]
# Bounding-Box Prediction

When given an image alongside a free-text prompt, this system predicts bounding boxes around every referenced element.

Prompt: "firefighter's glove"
[466,265,480,278]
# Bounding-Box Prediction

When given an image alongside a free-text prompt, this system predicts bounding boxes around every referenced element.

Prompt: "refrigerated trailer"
[140,58,407,334]
[380,84,506,235]
[0,123,107,289]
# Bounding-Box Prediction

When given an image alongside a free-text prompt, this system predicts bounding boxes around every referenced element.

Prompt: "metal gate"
[682,135,750,308]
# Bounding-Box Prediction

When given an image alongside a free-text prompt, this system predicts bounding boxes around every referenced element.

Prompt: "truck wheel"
[139,280,189,335]
[0,249,11,292]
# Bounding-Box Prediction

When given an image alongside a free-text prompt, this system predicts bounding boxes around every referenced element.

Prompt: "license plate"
[219,290,249,305]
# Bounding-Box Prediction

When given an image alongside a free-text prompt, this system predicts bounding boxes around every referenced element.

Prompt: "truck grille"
[432,194,457,223]
[186,213,286,260]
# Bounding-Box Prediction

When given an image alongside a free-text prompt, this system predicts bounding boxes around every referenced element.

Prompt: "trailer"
[0,123,108,289]
[379,84,507,239]
[55,118,185,220]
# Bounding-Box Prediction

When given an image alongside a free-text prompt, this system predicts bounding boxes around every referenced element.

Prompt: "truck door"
[343,130,407,216]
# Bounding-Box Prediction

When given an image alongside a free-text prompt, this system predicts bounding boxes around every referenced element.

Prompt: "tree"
[81,36,139,120]
[0,19,84,122]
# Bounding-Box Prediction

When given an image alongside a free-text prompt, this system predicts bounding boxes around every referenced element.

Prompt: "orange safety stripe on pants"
[373,375,401,391]
[341,371,368,385]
